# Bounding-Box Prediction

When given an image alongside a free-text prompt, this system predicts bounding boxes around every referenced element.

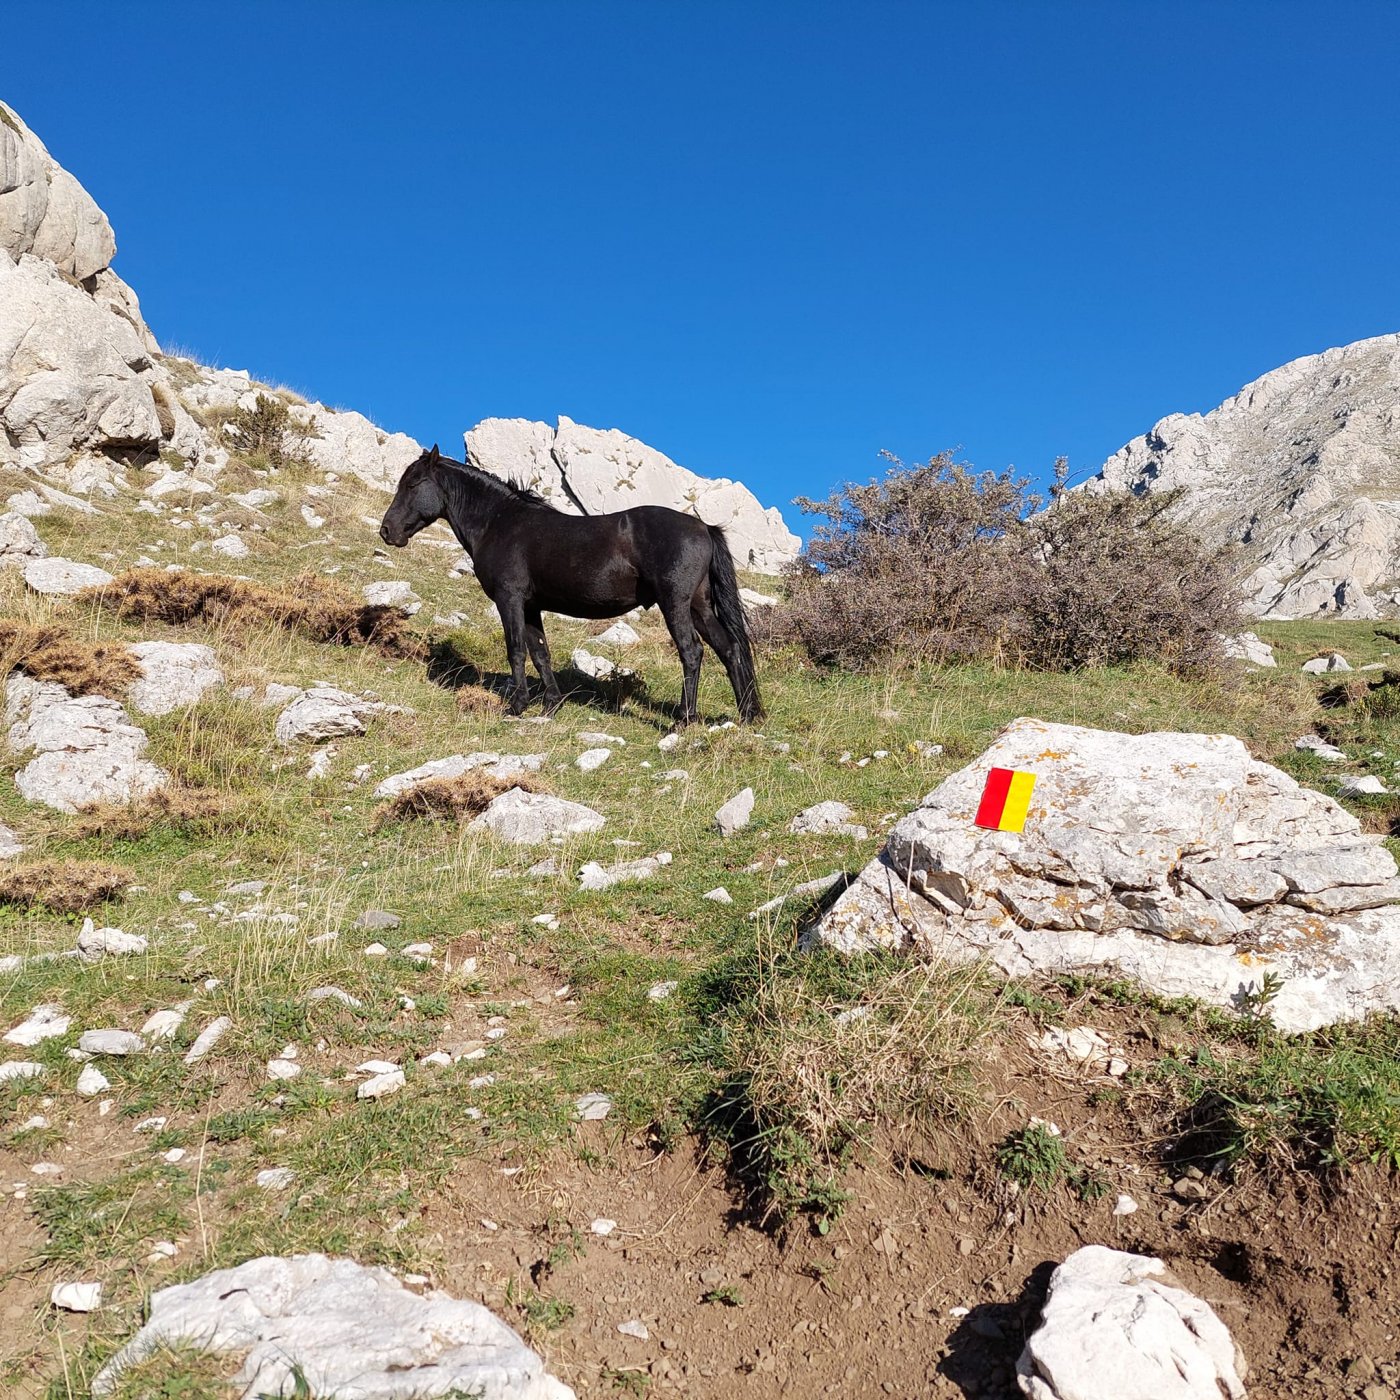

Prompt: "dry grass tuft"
[455,683,504,716]
[82,568,427,659]
[372,771,524,830]
[69,787,234,841]
[0,621,141,697]
[0,860,133,913]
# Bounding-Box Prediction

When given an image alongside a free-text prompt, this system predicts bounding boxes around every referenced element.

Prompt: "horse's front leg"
[498,598,532,716]
[524,608,563,715]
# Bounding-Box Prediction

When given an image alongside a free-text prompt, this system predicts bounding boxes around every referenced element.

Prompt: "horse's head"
[379,445,446,547]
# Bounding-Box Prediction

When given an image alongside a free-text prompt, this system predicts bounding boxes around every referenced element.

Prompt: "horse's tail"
[707,524,764,721]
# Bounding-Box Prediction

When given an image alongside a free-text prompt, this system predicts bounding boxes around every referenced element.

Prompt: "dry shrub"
[371,771,523,830]
[0,621,141,696]
[456,683,504,716]
[0,860,132,913]
[81,568,426,659]
[764,453,1241,677]
[70,787,232,841]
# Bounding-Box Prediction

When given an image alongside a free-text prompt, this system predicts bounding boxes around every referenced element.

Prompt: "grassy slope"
[2,448,1400,1395]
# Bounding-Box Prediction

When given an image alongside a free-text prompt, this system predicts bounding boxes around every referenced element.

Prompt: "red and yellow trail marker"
[974,767,1037,833]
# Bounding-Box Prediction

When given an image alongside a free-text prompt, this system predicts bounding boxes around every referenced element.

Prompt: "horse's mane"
[435,452,561,512]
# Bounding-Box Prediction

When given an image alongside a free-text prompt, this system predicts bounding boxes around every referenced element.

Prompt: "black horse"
[379,446,763,724]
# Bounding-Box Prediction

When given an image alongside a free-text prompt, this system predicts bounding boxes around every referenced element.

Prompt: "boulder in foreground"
[90,1253,574,1399]
[808,717,1400,1031]
[1016,1245,1246,1400]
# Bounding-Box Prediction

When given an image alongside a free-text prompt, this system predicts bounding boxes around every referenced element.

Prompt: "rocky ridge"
[1086,333,1400,618]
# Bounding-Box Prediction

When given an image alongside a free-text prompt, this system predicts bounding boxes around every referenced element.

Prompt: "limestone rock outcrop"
[467,416,799,573]
[1086,333,1400,618]
[809,717,1400,1031]
[90,1253,575,1399]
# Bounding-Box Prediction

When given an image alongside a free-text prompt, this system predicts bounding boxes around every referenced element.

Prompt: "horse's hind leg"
[524,608,563,715]
[657,594,704,727]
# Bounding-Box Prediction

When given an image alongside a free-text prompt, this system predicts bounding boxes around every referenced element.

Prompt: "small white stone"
[146,1241,178,1262]
[703,887,733,904]
[419,1051,452,1068]
[617,1319,649,1340]
[134,1117,167,1133]
[481,1218,499,1231]
[267,1059,301,1081]
[357,1059,400,1075]
[162,1148,186,1164]
[363,942,389,957]
[575,1092,613,1121]
[76,1064,110,1097]
[358,1069,406,1100]
[183,1016,231,1064]
[646,981,679,1001]
[51,1281,102,1312]
[256,1167,296,1190]
[575,748,612,772]
[591,1218,618,1236]
[1113,1194,1139,1216]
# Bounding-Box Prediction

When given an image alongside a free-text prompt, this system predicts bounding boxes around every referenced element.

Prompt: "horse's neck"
[439,466,508,554]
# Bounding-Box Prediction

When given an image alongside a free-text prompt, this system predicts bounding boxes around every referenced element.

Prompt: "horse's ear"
[428,444,440,463]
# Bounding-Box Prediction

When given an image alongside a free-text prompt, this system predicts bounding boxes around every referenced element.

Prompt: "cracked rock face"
[1084,332,1400,619]
[6,673,168,813]
[809,717,1400,1031]
[90,1253,575,1400]
[466,415,799,574]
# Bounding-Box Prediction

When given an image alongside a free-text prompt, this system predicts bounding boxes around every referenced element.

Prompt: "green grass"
[8,428,1400,1392]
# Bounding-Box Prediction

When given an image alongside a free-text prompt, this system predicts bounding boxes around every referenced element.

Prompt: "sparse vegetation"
[0,859,132,913]
[764,452,1242,676]
[220,392,310,470]
[0,620,141,696]
[371,771,522,830]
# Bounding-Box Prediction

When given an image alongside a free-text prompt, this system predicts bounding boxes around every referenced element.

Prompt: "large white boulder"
[466,416,799,573]
[22,555,114,595]
[1016,1246,1246,1400]
[292,402,421,490]
[275,686,382,745]
[809,717,1400,1031]
[128,642,223,716]
[90,1253,574,1399]
[6,673,167,813]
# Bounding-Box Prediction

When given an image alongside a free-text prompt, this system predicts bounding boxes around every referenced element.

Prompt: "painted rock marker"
[974,766,1037,833]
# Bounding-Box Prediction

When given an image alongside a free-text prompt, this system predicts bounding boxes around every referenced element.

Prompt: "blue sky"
[7,2,1400,529]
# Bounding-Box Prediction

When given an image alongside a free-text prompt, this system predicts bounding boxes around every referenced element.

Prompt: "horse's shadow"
[425,637,682,728]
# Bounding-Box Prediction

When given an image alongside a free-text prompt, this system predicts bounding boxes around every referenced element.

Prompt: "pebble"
[256,1167,296,1190]
[51,1282,101,1312]
[591,1218,618,1236]
[419,1051,452,1068]
[1113,1194,1139,1216]
[146,1241,178,1263]
[1172,1177,1210,1202]
[401,942,433,959]
[134,1116,167,1133]
[267,1059,301,1081]
[162,1149,186,1164]
[703,887,733,904]
[3,1004,71,1047]
[0,1061,44,1083]
[141,1007,187,1040]
[646,981,679,1001]
[356,1059,399,1074]
[617,1319,650,1340]
[78,1029,145,1056]
[183,1016,231,1064]
[358,1069,406,1100]
[355,910,401,931]
[306,986,362,1008]
[575,748,612,772]
[576,1092,614,1121]
[76,1064,111,1097]
[363,943,389,957]
[30,1162,63,1176]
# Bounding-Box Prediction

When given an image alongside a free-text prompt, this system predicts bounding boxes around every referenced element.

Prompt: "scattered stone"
[402,941,433,959]
[1339,775,1388,797]
[656,733,681,753]
[789,800,868,838]
[275,685,381,745]
[7,674,168,813]
[358,1069,406,1100]
[0,510,48,559]
[419,1051,452,1068]
[231,488,279,509]
[183,1016,231,1064]
[306,986,362,1008]
[22,555,113,595]
[1112,1194,1138,1217]
[1037,1026,1115,1067]
[146,1241,178,1263]
[570,647,615,679]
[591,1218,618,1236]
[646,981,679,1001]
[0,821,22,859]
[209,534,248,559]
[1296,734,1347,762]
[51,1281,101,1313]
[703,887,733,904]
[578,851,672,890]
[267,1058,301,1081]
[913,740,944,757]
[355,909,401,932]
[362,580,422,615]
[4,1004,71,1047]
[162,1148,186,1164]
[75,920,147,959]
[1172,1177,1210,1203]
[127,641,223,715]
[575,748,611,773]
[1220,631,1276,667]
[471,788,606,844]
[594,621,640,646]
[749,871,847,920]
[76,1064,110,1097]
[363,942,389,957]
[134,1117,167,1133]
[78,1029,144,1056]
[306,746,336,780]
[575,1093,613,1121]
[373,751,545,798]
[0,1061,44,1083]
[1016,1246,1246,1400]
[715,787,755,836]
[256,1168,296,1191]
[226,879,268,897]
[617,1319,649,1340]
[89,1253,574,1399]
[1302,652,1351,673]
[811,717,1400,1031]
